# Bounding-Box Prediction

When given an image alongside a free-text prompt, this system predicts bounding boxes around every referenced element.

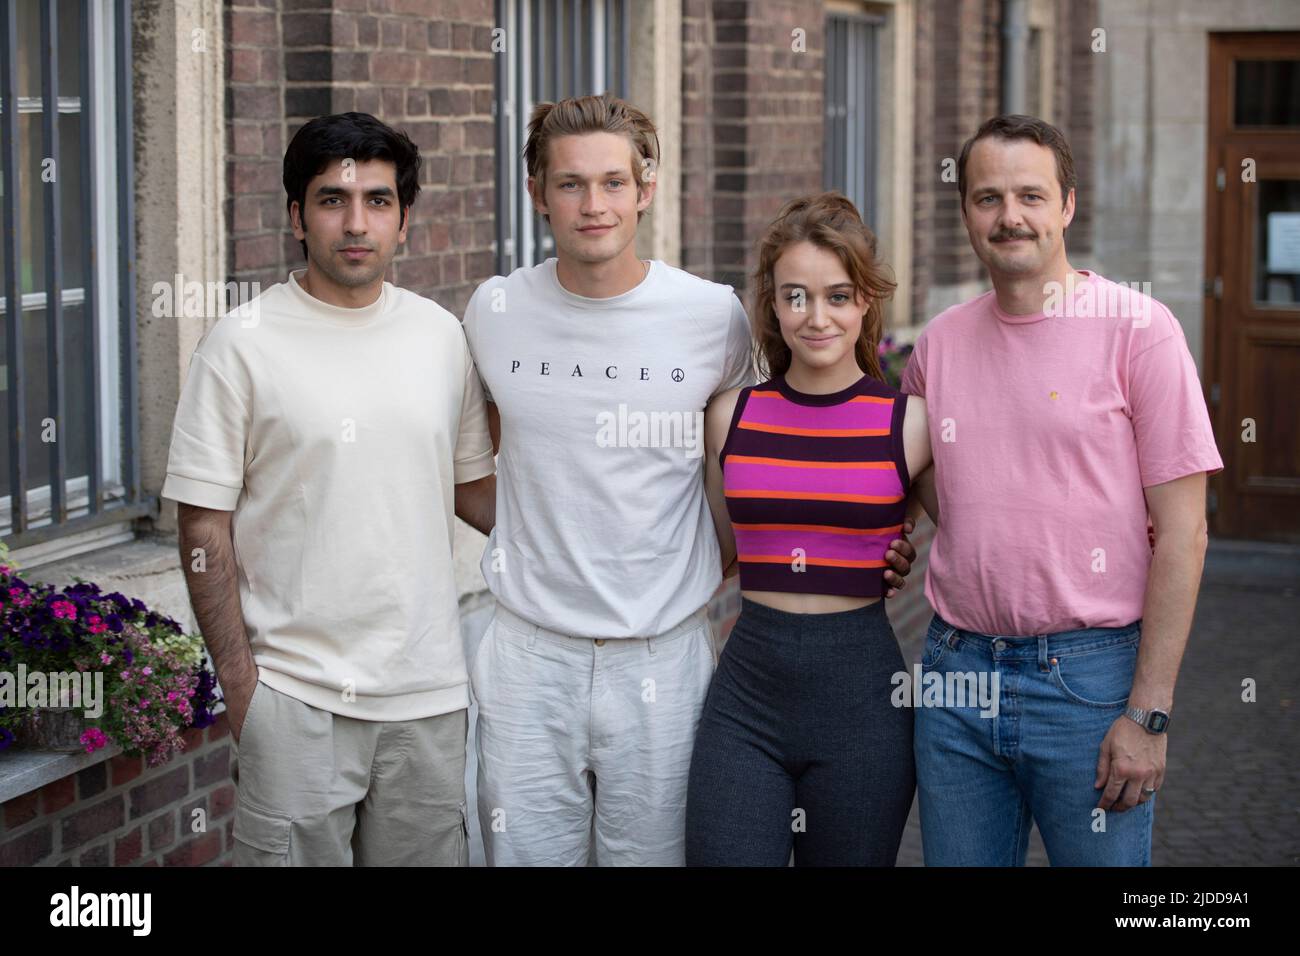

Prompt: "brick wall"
[226,0,497,317]
[926,0,1001,292]
[681,0,825,295]
[1054,0,1096,256]
[0,714,235,867]
[910,0,936,325]
[909,0,1097,319]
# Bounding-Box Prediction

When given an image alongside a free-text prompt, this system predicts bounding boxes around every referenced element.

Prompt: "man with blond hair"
[457,92,916,865]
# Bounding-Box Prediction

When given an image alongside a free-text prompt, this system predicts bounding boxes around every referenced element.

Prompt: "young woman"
[684,192,936,866]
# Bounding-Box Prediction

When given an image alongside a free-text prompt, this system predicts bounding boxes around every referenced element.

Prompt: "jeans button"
[993,639,1007,652]
[594,639,605,647]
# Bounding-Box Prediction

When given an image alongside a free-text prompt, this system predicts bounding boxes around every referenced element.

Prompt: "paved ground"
[462,538,1300,866]
[892,539,1300,866]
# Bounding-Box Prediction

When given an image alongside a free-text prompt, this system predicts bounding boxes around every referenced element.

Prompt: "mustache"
[989,228,1036,242]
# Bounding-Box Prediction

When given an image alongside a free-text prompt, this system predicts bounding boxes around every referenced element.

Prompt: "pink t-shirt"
[901,271,1223,636]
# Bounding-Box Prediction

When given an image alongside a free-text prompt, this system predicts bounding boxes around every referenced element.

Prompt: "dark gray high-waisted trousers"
[685,596,915,866]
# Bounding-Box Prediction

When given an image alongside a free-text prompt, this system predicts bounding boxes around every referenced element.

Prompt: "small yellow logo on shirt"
[1050,391,1060,400]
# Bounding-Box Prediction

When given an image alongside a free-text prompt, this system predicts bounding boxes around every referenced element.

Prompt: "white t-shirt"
[461,257,756,638]
[161,269,495,721]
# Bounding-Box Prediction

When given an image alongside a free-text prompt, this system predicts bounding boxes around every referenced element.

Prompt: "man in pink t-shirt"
[901,115,1222,866]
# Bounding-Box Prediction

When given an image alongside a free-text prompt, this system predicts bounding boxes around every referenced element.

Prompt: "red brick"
[79,842,110,866]
[228,48,261,83]
[420,54,462,85]
[0,825,53,866]
[208,713,230,742]
[115,826,144,866]
[372,52,419,84]
[234,235,281,272]
[110,753,144,787]
[229,160,282,195]
[181,726,205,752]
[3,791,40,829]
[229,11,277,46]
[61,796,125,850]
[230,86,281,121]
[40,777,76,814]
[129,766,189,820]
[193,745,232,789]
[210,785,237,821]
[148,810,177,852]
[162,831,223,867]
[232,124,263,157]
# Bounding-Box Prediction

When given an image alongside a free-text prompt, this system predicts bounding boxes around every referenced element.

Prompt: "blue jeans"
[914,612,1154,866]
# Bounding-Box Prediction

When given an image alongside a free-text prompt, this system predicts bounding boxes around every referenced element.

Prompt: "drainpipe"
[1001,0,1029,115]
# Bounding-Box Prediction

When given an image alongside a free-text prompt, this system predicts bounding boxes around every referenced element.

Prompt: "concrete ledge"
[18,534,196,635]
[0,743,123,805]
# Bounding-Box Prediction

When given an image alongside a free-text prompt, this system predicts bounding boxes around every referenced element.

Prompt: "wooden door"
[1206,33,1300,542]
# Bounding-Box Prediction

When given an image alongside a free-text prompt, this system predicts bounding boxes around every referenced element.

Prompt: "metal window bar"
[1,1,27,535]
[80,0,102,517]
[40,0,68,527]
[0,0,150,549]
[494,0,630,275]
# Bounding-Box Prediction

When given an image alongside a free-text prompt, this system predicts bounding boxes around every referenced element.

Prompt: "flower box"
[0,541,219,766]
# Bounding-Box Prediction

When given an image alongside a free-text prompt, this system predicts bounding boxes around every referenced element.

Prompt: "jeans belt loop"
[1038,635,1051,672]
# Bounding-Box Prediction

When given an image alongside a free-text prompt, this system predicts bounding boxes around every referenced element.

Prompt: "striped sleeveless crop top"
[718,372,909,598]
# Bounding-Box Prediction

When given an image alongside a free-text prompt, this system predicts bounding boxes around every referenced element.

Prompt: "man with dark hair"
[902,115,1222,865]
[161,112,496,866]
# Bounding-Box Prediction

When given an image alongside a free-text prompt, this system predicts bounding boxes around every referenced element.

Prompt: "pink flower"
[100,653,112,665]
[51,600,77,620]
[121,670,131,680]
[141,666,153,676]
[80,727,108,753]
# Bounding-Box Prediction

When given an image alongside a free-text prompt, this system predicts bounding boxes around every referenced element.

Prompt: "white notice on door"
[1266,211,1300,273]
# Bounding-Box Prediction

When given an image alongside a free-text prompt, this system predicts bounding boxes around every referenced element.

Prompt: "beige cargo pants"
[230,679,470,866]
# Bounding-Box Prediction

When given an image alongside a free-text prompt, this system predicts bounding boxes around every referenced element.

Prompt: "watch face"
[1149,711,1169,733]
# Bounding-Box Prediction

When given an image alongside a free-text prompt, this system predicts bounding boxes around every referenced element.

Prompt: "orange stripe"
[739,554,889,569]
[748,391,894,406]
[727,489,904,504]
[732,522,905,536]
[728,455,895,470]
[739,421,888,437]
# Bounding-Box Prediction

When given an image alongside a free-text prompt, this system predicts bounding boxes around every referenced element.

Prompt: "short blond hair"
[523,92,661,222]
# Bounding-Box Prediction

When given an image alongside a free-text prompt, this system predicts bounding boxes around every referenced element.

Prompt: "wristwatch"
[1125,705,1170,734]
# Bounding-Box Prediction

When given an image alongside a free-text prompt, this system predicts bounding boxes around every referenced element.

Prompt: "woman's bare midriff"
[741,590,881,614]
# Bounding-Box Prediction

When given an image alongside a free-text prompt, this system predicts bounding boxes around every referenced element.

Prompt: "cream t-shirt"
[161,269,495,721]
